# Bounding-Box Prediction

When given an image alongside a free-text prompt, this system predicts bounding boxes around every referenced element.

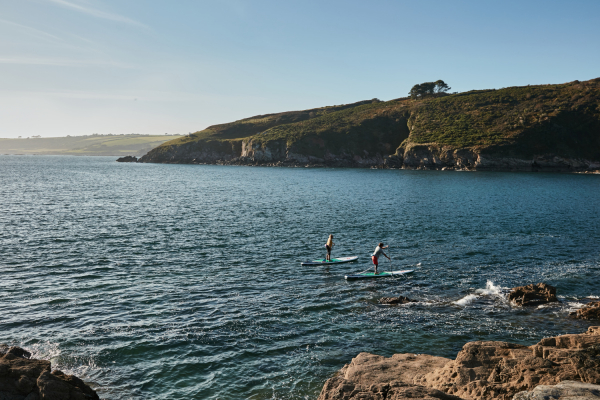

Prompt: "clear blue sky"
[1,0,599,138]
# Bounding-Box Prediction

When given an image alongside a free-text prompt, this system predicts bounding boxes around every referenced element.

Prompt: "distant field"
[0,135,183,156]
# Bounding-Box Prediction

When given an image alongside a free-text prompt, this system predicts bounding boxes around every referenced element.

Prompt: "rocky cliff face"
[386,143,600,172]
[317,327,600,400]
[139,78,600,171]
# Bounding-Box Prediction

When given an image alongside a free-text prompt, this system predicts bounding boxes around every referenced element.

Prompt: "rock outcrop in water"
[571,301,600,321]
[116,155,138,162]
[508,283,558,306]
[0,344,100,400]
[317,326,600,400]
[378,296,416,305]
[139,78,600,172]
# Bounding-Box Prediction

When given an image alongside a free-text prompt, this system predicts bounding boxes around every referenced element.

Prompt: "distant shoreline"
[0,134,182,157]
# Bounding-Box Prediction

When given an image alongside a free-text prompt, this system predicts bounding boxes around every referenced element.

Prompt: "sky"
[1,0,599,138]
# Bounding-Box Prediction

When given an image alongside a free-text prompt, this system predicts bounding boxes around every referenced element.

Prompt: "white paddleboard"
[301,256,358,266]
[345,269,414,280]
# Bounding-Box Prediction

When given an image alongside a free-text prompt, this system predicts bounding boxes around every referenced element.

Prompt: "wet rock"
[378,296,416,305]
[318,327,600,400]
[0,344,100,400]
[571,301,600,320]
[116,155,138,162]
[508,283,557,306]
[513,380,600,399]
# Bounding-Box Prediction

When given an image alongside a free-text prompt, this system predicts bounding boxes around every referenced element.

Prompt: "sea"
[1,155,599,399]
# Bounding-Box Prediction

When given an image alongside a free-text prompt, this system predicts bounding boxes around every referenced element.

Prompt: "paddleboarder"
[325,234,334,262]
[371,242,390,274]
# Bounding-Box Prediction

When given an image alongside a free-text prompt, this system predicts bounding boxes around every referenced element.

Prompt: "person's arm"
[382,251,390,260]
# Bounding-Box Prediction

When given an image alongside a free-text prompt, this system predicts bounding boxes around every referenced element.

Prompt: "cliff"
[139,78,600,172]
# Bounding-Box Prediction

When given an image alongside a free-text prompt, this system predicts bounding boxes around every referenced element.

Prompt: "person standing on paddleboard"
[371,242,390,274]
[325,234,334,262]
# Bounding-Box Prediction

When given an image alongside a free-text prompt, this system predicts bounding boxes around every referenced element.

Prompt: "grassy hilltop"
[0,134,182,156]
[141,78,600,169]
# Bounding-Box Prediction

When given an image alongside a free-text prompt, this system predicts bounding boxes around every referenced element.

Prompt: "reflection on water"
[0,156,598,399]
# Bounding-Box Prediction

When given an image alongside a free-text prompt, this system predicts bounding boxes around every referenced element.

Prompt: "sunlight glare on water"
[1,156,599,399]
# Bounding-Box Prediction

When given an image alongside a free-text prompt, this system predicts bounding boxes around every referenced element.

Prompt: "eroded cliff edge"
[317,326,600,400]
[139,78,600,172]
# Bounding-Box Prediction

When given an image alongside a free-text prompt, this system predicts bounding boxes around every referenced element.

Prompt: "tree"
[434,80,451,94]
[409,80,451,99]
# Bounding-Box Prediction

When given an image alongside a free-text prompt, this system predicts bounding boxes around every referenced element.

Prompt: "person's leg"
[372,256,378,274]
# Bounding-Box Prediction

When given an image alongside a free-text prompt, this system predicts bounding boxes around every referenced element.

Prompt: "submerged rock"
[379,296,416,305]
[571,301,600,320]
[508,283,558,306]
[318,326,600,400]
[0,344,100,400]
[513,380,600,399]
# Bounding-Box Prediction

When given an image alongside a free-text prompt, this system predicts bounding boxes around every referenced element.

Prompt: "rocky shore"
[318,327,600,400]
[0,345,99,400]
[136,140,600,173]
[318,283,600,400]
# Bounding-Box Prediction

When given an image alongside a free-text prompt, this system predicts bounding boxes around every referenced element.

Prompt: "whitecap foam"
[454,294,479,306]
[564,302,587,314]
[587,295,599,299]
[475,280,506,297]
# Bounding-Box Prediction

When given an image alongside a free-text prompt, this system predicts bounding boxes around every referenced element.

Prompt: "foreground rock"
[0,344,100,400]
[116,155,138,162]
[508,283,558,306]
[318,353,464,400]
[379,296,416,305]
[513,380,600,399]
[318,326,600,400]
[571,301,600,321]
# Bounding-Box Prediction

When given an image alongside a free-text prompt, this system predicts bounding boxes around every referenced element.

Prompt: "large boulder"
[419,326,600,400]
[508,283,558,306]
[513,380,600,399]
[571,301,600,320]
[0,345,100,400]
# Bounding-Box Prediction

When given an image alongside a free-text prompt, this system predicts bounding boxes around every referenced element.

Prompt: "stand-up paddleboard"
[301,256,358,266]
[345,270,414,280]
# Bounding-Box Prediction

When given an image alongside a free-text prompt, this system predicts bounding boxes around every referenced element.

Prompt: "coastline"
[317,325,600,400]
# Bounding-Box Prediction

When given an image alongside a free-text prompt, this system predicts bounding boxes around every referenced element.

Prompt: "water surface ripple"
[1,156,599,399]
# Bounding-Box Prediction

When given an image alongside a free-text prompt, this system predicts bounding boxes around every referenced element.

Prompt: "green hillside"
[140,78,600,170]
[0,134,182,156]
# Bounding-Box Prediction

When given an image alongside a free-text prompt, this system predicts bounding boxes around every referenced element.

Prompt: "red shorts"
[371,256,378,266]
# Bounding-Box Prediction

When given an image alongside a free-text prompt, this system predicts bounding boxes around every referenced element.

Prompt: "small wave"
[566,302,586,312]
[454,294,479,306]
[475,280,507,297]
[587,295,599,299]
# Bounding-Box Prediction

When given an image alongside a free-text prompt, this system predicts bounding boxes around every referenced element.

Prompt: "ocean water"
[1,155,599,400]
